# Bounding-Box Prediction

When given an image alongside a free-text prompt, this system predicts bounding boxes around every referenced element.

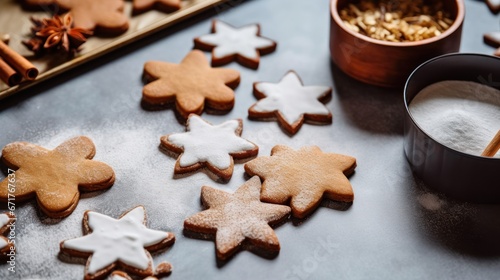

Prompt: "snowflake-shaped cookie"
[0,136,115,218]
[245,145,357,219]
[55,0,129,36]
[132,0,181,15]
[142,50,240,120]
[248,71,332,135]
[161,114,258,182]
[184,176,291,261]
[194,20,277,69]
[60,206,175,280]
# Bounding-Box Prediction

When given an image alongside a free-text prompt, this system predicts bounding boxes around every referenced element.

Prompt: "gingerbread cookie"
[60,206,175,280]
[132,0,181,15]
[18,0,55,11]
[109,271,159,280]
[194,20,277,69]
[0,136,115,218]
[55,0,129,36]
[0,212,15,259]
[245,145,356,219]
[160,114,258,182]
[142,50,240,120]
[248,71,332,135]
[184,176,291,261]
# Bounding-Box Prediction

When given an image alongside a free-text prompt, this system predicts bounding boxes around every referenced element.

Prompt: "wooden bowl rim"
[330,0,465,47]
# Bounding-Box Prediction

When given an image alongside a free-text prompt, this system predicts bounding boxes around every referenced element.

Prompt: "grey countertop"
[1,0,500,279]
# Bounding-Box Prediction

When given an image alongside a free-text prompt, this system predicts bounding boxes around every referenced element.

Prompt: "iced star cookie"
[160,114,258,182]
[0,136,115,218]
[55,0,129,36]
[194,20,277,69]
[142,50,240,120]
[132,0,181,15]
[60,206,175,280]
[184,176,291,261]
[245,145,356,219]
[0,212,15,259]
[248,71,332,135]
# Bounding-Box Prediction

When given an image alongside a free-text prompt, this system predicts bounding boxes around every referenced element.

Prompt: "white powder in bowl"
[409,80,500,158]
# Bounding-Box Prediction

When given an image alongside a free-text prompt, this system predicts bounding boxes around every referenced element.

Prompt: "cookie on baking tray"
[60,206,175,280]
[160,114,258,182]
[132,0,181,15]
[184,176,291,262]
[0,136,115,219]
[248,71,332,135]
[194,20,277,69]
[54,0,129,36]
[245,145,356,219]
[142,50,240,120]
[0,212,15,259]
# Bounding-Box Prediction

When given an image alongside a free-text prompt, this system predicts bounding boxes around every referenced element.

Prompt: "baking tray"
[0,0,229,100]
[1,0,500,279]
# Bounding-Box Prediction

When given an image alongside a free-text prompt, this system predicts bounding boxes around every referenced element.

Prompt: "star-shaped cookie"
[0,136,115,218]
[184,176,291,261]
[248,71,332,135]
[60,206,175,280]
[142,50,240,120]
[194,20,277,69]
[132,0,181,15]
[160,114,258,182]
[245,145,356,219]
[55,0,129,36]
[0,212,15,259]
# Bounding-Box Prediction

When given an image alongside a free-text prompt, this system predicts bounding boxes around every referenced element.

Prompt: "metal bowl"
[404,53,500,202]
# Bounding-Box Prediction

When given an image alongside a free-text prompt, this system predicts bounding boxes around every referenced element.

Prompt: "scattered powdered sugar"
[409,80,500,157]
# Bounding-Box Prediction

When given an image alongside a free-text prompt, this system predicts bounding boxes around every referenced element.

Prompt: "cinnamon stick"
[481,130,500,157]
[0,58,22,86]
[0,40,38,80]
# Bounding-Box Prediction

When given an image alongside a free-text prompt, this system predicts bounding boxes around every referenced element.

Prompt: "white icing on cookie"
[62,206,170,274]
[0,238,8,250]
[252,71,331,124]
[197,21,275,59]
[168,115,256,170]
[0,214,9,228]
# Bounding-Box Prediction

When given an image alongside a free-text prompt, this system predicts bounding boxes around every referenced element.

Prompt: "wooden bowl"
[330,0,465,87]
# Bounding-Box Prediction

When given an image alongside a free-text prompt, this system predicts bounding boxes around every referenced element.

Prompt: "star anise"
[23,13,92,56]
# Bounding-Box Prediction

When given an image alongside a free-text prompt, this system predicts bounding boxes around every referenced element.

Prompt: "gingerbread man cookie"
[0,136,115,218]
[245,145,356,219]
[194,20,277,69]
[248,71,332,135]
[55,0,129,36]
[132,0,181,15]
[0,212,15,259]
[184,176,291,261]
[142,50,240,120]
[60,206,175,280]
[160,114,258,182]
